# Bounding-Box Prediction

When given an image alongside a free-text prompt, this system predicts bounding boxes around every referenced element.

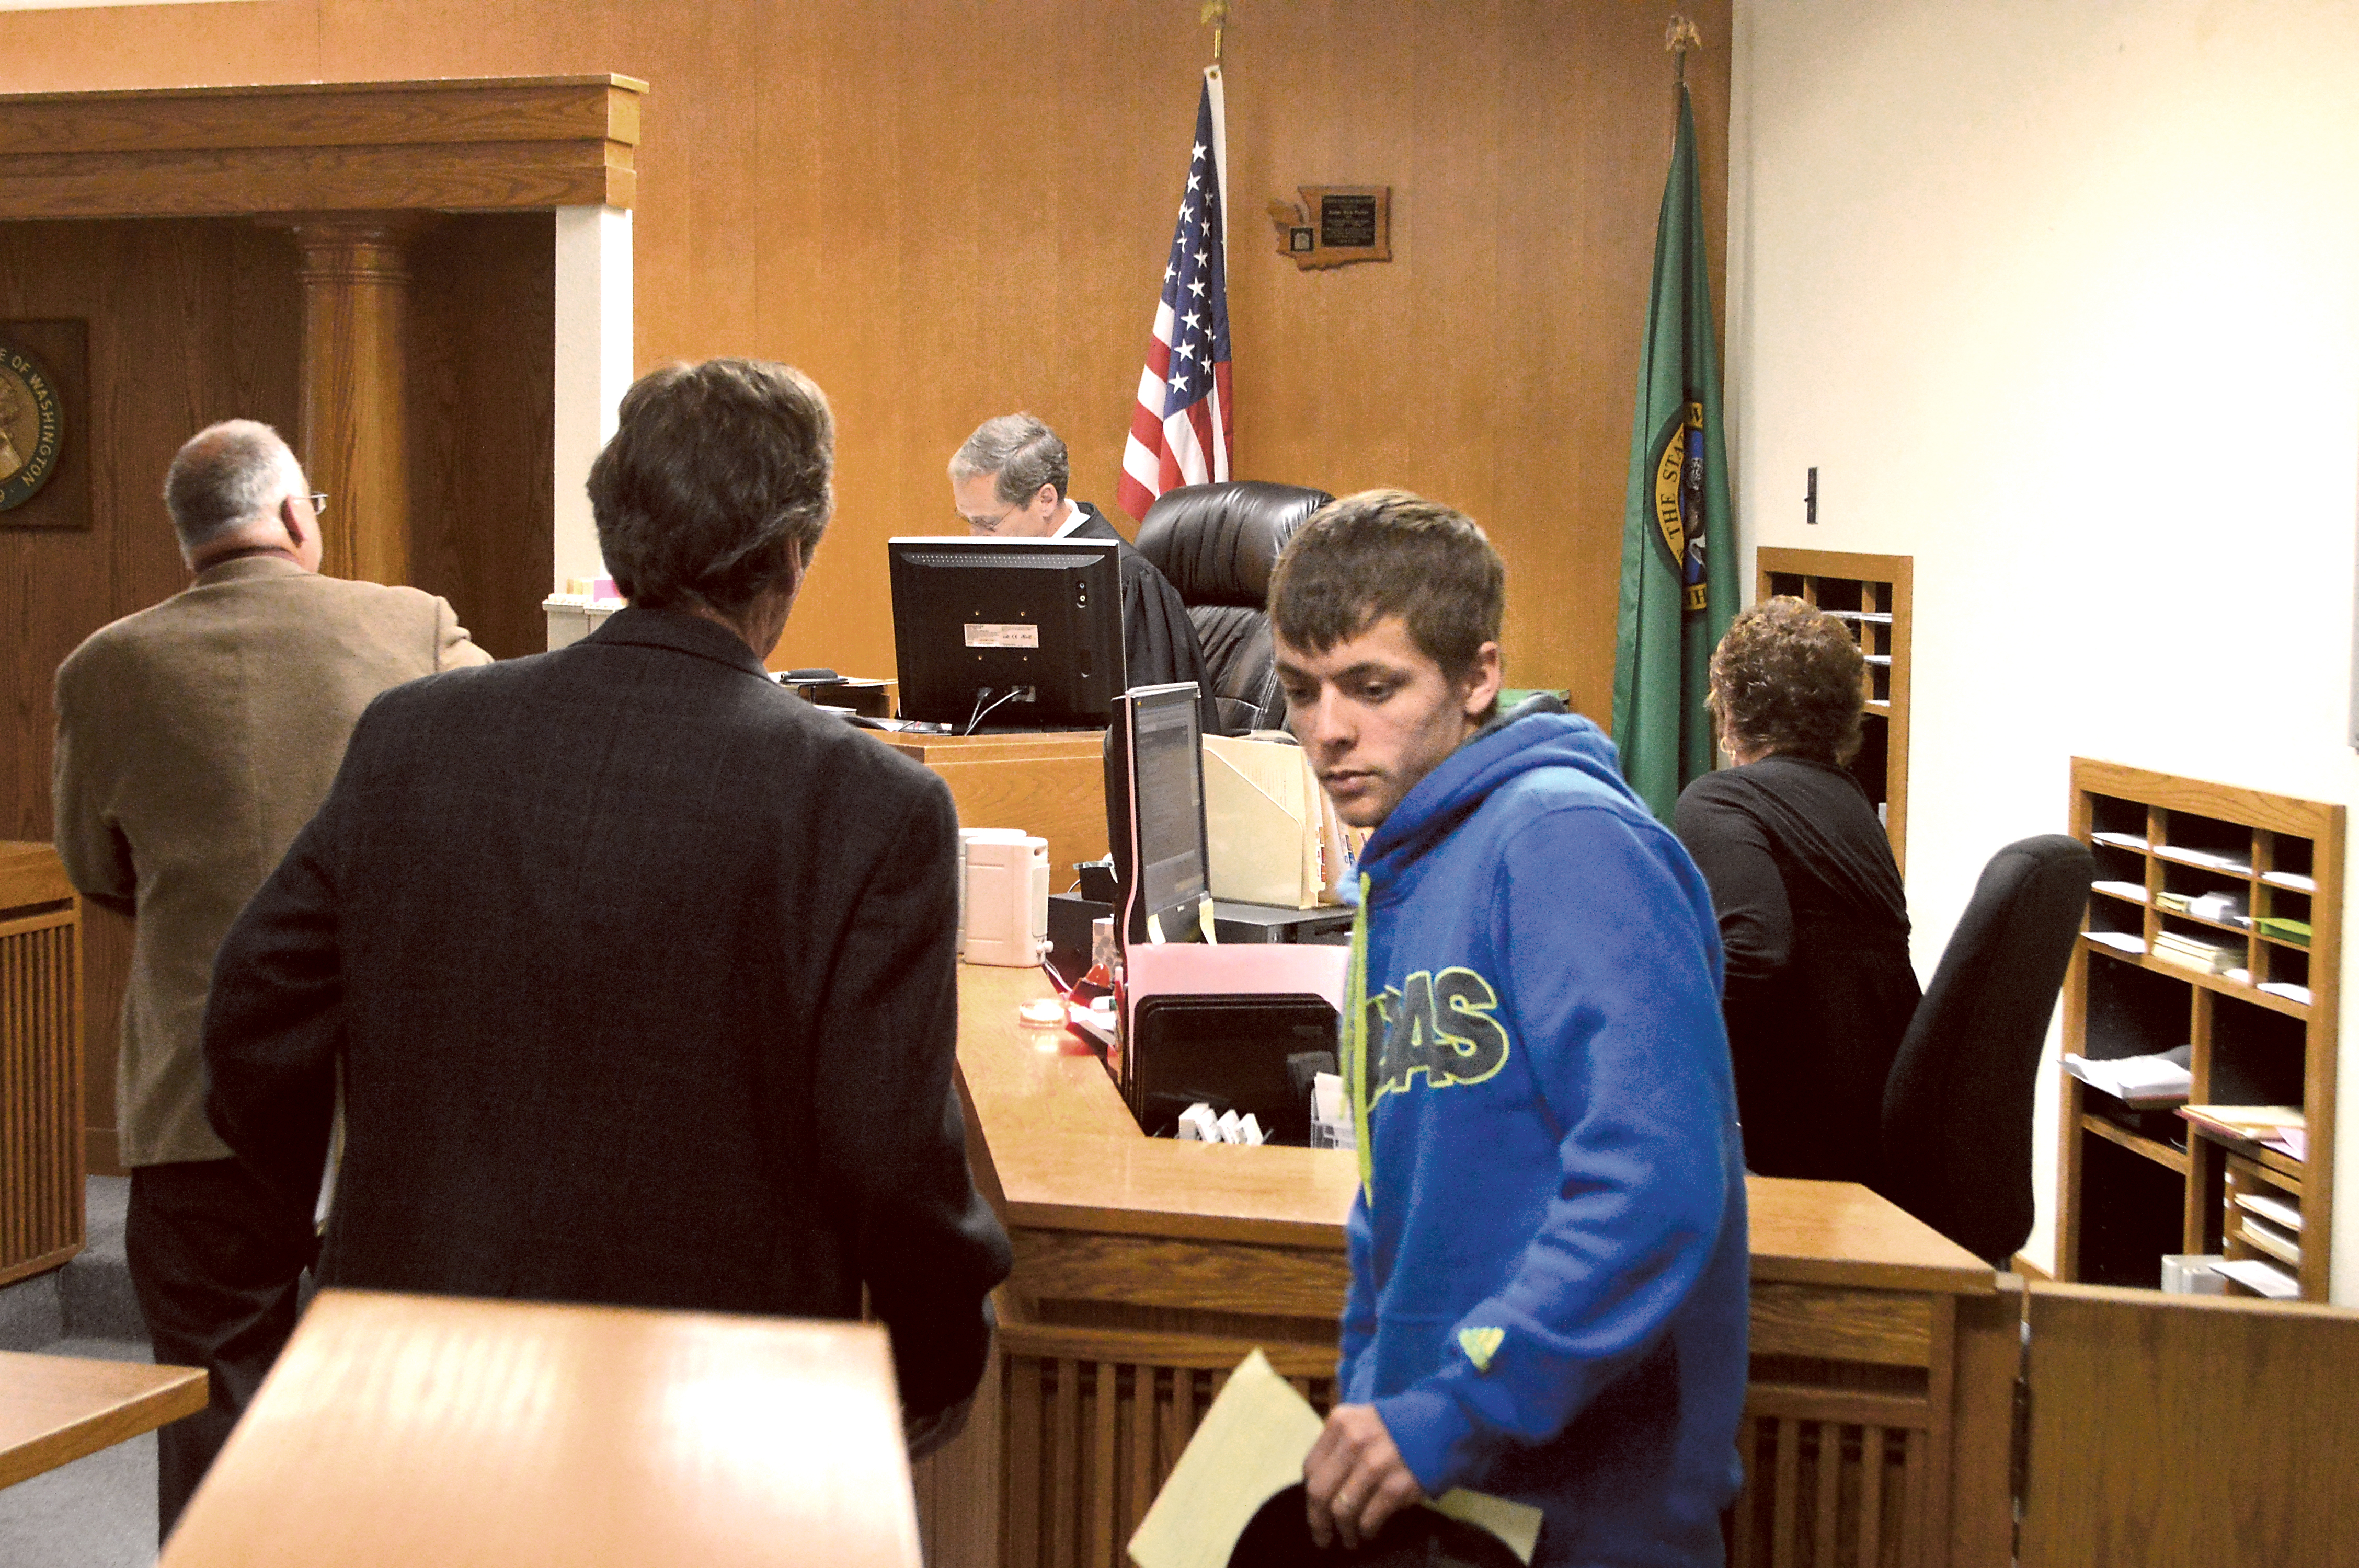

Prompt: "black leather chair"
[1136,481,1333,734]
[1877,834,2094,1266]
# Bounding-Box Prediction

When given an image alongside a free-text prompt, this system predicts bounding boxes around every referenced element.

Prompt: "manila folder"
[1202,734,1320,909]
[1127,1349,1541,1568]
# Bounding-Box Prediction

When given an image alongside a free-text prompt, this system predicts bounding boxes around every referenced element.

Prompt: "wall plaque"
[1266,186,1392,270]
[0,320,89,531]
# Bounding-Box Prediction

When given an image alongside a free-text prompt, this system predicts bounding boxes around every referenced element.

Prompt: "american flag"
[1118,71,1233,521]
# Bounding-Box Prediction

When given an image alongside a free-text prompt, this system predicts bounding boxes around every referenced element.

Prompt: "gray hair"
[948,413,1069,505]
[163,420,300,550]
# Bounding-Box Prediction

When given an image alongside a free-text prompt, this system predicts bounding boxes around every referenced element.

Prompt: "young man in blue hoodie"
[1272,491,1749,1567]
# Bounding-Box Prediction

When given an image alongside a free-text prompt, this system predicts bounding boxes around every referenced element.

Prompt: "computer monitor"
[888,536,1126,731]
[1106,682,1211,946]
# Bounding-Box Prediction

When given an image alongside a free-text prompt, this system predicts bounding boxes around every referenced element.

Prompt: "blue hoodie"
[1337,702,1749,1567]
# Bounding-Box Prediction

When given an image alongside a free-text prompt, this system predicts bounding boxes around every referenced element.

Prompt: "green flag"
[1612,83,1736,822]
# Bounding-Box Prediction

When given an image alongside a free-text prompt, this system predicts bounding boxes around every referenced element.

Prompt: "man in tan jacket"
[52,418,488,1538]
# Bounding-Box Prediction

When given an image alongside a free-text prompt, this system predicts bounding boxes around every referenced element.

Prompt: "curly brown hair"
[1705,597,1868,766]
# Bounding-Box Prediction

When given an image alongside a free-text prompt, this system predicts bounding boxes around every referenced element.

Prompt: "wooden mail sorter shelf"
[2055,759,2342,1300]
[1757,549,1912,874]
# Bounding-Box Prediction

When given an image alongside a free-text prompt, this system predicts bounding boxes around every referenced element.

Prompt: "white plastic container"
[960,830,1049,967]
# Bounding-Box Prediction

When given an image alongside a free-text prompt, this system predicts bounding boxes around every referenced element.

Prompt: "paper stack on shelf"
[2213,1257,2299,1299]
[2153,930,2235,975]
[2064,1046,2192,1107]
[2234,1211,2302,1267]
[2258,980,2312,1006]
[2085,930,2146,956]
[2234,1189,2302,1232]
[2091,879,2148,904]
[2261,869,2316,893]
[2178,1104,2305,1158]
[2155,844,2252,874]
[2091,831,2150,852]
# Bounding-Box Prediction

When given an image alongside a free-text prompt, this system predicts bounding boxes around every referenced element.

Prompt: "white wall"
[1729,0,2359,1302]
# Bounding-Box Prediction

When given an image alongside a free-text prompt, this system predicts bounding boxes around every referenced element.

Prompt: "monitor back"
[888,537,1125,728]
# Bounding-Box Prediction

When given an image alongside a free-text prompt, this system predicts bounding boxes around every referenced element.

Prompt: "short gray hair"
[949,413,1069,504]
[164,420,299,550]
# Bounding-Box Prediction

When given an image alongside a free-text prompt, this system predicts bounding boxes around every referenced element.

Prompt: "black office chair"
[1136,481,1333,734]
[1877,834,2094,1267]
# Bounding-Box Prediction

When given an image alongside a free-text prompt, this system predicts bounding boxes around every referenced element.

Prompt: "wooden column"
[288,216,424,585]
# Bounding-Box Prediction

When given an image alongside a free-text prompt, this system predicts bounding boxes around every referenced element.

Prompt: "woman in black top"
[1674,598,1919,1182]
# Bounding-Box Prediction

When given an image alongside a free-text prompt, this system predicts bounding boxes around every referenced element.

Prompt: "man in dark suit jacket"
[950,412,1222,735]
[203,360,1012,1442]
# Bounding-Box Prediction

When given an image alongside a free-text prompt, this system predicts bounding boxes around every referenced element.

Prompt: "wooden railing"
[1,844,83,1288]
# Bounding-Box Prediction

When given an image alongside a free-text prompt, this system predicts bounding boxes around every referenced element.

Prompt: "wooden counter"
[161,1290,923,1568]
[923,964,2016,1568]
[0,1351,204,1490]
[1,843,83,1287]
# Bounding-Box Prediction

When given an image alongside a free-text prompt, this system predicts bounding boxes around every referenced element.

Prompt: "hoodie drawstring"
[1345,870,1375,1202]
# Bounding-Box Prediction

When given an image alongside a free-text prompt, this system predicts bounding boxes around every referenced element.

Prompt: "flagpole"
[1665,14,1702,144]
[1201,1,1232,236]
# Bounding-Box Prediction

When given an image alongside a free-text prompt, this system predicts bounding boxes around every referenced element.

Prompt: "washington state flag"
[1611,81,1736,822]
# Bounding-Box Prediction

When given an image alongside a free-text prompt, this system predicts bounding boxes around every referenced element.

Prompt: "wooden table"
[916,965,2017,1568]
[875,732,1108,880]
[0,1351,205,1490]
[159,1290,923,1568]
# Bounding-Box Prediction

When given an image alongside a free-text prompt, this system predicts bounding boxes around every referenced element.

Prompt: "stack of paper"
[2064,1047,2192,1107]
[2213,1258,2299,1299]
[2153,930,2235,975]
[2155,844,2252,875]
[2178,1105,2305,1159]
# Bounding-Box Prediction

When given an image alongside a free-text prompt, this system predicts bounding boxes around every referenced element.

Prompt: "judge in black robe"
[1673,600,1920,1183]
[950,414,1221,735]
[1063,501,1221,735]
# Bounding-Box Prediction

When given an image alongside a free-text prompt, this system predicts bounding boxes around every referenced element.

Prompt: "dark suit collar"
[585,604,773,680]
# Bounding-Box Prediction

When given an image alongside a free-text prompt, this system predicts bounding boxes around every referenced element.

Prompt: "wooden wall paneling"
[404,212,556,659]
[2,2,1730,721]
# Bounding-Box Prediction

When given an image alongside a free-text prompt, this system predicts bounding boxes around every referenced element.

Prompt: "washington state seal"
[0,340,65,511]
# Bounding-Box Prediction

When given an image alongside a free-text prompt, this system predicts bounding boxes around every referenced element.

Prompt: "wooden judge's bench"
[915,965,2016,1568]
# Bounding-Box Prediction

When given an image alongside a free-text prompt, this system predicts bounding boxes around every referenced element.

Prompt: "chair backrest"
[1878,833,2094,1265]
[1137,481,1333,732]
